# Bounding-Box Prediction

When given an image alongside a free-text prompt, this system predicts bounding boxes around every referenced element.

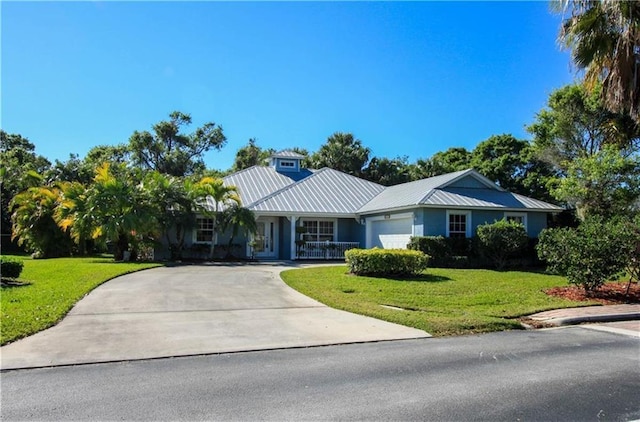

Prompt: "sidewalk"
[528,304,640,326]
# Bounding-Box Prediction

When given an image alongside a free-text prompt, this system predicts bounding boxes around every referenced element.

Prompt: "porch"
[295,241,360,260]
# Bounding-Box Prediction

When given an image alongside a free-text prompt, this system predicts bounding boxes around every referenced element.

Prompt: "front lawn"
[280,266,596,337]
[1,256,160,345]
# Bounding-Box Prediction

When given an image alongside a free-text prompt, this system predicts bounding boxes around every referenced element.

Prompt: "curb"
[539,312,640,327]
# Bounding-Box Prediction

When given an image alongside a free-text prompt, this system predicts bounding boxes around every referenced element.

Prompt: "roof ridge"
[418,188,438,204]
[437,168,504,191]
[247,167,326,209]
[223,164,263,180]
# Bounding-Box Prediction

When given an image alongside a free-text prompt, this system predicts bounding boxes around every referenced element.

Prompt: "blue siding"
[423,208,446,236]
[337,218,365,248]
[447,176,487,189]
[471,210,504,235]
[280,217,292,260]
[527,212,548,237]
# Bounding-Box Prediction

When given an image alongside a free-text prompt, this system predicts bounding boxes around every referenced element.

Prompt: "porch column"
[289,215,298,260]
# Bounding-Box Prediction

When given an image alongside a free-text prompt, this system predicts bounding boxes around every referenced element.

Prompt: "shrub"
[1,256,24,279]
[408,236,452,267]
[476,219,528,270]
[537,217,628,293]
[345,248,429,277]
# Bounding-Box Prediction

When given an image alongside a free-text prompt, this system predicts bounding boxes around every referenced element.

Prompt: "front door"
[253,217,278,258]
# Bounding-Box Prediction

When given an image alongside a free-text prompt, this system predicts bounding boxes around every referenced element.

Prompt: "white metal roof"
[215,165,561,216]
[249,168,385,214]
[357,169,562,214]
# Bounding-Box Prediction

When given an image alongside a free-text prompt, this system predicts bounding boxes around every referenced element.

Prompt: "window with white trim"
[302,220,335,242]
[279,160,295,168]
[505,212,527,230]
[446,211,470,238]
[195,217,215,243]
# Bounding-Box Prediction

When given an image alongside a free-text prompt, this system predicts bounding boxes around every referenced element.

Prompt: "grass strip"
[280,265,595,337]
[1,255,160,345]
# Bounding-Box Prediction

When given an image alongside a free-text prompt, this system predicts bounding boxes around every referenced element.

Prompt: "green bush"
[537,217,628,293]
[345,248,429,277]
[408,236,452,267]
[476,219,528,270]
[1,256,24,279]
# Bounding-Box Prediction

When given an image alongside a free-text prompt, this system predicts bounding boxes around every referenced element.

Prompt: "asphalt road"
[2,326,639,421]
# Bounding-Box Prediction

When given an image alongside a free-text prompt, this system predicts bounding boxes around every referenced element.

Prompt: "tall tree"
[1,131,51,243]
[528,84,639,169]
[232,138,273,171]
[309,132,370,176]
[45,154,94,185]
[528,83,640,212]
[412,147,472,179]
[470,134,555,200]
[128,111,226,177]
[551,145,640,219]
[363,156,413,186]
[84,144,130,168]
[556,0,640,122]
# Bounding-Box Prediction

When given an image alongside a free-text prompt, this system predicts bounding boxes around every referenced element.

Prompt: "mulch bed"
[544,281,640,305]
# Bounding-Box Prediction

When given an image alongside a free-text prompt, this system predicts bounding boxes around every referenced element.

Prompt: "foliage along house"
[156,150,562,260]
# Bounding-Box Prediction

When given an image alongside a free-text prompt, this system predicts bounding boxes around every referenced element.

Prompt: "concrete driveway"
[0,263,428,370]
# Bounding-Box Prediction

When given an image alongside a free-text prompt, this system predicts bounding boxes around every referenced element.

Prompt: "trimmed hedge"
[1,256,24,279]
[407,236,452,267]
[345,248,429,277]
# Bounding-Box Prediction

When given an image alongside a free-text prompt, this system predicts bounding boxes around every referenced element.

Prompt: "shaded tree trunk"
[115,233,129,261]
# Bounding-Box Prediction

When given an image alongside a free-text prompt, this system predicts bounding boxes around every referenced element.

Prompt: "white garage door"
[372,217,413,249]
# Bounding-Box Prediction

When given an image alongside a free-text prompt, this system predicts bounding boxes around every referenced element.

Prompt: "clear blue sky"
[2,1,575,171]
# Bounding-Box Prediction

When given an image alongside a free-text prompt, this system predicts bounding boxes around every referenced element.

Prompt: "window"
[302,220,335,242]
[279,160,295,168]
[505,212,527,230]
[195,217,215,243]
[446,211,471,238]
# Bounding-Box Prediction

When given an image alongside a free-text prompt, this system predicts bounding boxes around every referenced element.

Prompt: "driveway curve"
[1,263,428,370]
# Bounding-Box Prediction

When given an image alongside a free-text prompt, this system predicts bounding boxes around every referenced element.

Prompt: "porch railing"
[296,241,360,260]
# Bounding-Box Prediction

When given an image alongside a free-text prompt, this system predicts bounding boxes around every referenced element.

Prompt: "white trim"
[439,169,506,192]
[193,216,217,244]
[504,212,528,231]
[358,204,562,216]
[299,217,337,242]
[290,215,298,260]
[446,210,472,238]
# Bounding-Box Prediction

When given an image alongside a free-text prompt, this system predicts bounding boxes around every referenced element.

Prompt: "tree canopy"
[128,111,226,177]
[309,132,370,176]
[556,0,640,122]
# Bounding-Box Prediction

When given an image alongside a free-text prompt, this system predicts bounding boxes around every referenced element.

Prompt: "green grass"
[281,265,597,337]
[1,255,160,345]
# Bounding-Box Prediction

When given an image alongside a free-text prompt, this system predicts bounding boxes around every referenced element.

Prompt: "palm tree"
[54,181,92,255]
[218,204,258,259]
[88,163,157,261]
[10,185,71,257]
[557,0,640,122]
[144,171,195,259]
[187,177,240,260]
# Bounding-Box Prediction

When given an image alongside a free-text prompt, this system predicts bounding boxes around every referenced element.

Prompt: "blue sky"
[2,1,576,171]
